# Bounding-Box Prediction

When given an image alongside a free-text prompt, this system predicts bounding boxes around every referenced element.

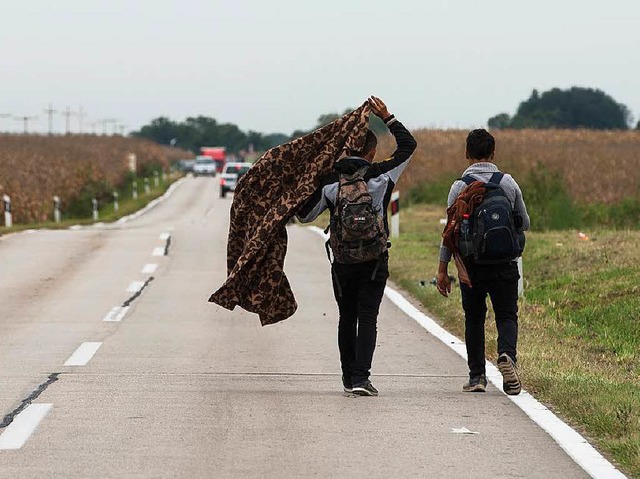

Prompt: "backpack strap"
[488,172,504,185]
[460,175,475,185]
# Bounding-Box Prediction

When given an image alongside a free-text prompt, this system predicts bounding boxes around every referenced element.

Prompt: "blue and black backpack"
[457,172,526,265]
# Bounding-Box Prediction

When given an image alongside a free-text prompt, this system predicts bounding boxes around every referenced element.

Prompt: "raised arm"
[367,96,417,182]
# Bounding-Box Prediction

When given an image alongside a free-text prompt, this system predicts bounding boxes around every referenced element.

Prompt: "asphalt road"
[0,176,588,478]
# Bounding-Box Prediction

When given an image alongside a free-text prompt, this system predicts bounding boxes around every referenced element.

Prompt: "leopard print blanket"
[209,103,371,325]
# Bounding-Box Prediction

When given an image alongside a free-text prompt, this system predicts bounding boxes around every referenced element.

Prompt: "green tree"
[132,116,289,153]
[504,87,631,130]
[488,113,512,129]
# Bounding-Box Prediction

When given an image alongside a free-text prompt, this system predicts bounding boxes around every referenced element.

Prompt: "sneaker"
[462,374,487,392]
[497,353,521,396]
[352,380,378,397]
[342,375,353,393]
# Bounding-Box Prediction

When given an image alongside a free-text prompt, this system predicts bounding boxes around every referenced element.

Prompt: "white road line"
[159,232,171,241]
[152,247,165,256]
[64,342,103,366]
[102,306,129,322]
[141,263,158,274]
[116,177,186,225]
[306,225,626,479]
[69,225,82,230]
[0,404,53,450]
[126,281,145,293]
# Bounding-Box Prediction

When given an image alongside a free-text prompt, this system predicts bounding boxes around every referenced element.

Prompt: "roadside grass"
[0,175,181,236]
[389,204,640,477]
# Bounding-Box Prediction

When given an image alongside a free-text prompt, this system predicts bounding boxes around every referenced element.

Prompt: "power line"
[61,106,77,135]
[13,115,38,134]
[43,103,57,136]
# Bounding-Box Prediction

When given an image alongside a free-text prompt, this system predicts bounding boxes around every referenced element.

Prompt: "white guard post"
[113,191,119,213]
[92,198,99,221]
[53,196,61,223]
[517,257,524,297]
[390,191,400,239]
[154,171,160,188]
[132,180,138,200]
[144,178,150,195]
[2,194,12,228]
[127,153,137,173]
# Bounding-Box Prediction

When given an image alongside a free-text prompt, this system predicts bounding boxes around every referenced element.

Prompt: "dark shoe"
[462,374,487,392]
[342,375,353,393]
[497,353,521,395]
[352,380,378,397]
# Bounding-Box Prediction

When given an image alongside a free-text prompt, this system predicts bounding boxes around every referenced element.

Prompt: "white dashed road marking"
[159,232,171,241]
[102,306,129,322]
[126,281,145,293]
[152,247,165,256]
[63,342,103,366]
[141,263,158,274]
[0,404,53,450]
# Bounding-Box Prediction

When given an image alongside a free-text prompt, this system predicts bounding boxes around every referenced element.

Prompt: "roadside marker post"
[144,178,150,195]
[113,191,119,213]
[92,198,99,221]
[161,170,166,182]
[154,171,160,188]
[132,180,138,200]
[2,194,12,228]
[53,196,61,223]
[390,191,400,239]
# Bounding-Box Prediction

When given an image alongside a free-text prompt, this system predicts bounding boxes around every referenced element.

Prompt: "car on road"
[176,158,196,173]
[193,156,217,176]
[220,162,252,198]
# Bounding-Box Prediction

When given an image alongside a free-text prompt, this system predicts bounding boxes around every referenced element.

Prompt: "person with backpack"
[297,96,417,396]
[437,129,530,395]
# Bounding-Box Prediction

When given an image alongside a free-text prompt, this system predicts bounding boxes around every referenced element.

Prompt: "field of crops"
[0,134,187,224]
[378,129,640,204]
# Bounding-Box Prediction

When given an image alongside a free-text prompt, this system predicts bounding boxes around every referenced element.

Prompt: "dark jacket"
[297,116,417,236]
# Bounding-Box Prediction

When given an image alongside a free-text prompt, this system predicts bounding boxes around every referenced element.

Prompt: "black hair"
[466,129,495,160]
[348,130,378,158]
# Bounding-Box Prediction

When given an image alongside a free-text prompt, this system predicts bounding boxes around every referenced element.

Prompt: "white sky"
[1,0,638,135]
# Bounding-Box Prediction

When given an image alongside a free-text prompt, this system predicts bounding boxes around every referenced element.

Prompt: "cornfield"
[0,134,187,223]
[378,129,640,204]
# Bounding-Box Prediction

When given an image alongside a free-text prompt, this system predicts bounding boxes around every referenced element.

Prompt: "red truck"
[200,147,226,173]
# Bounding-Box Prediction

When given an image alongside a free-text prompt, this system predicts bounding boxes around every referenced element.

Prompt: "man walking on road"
[437,129,530,395]
[297,97,417,396]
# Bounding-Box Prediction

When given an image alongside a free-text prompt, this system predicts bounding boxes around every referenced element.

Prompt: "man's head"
[466,129,495,163]
[348,130,377,162]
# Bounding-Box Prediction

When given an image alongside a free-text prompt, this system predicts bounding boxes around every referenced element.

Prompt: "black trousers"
[460,261,520,377]
[331,256,388,386]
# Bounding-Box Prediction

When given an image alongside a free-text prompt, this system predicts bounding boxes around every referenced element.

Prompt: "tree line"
[132,108,388,154]
[133,86,639,154]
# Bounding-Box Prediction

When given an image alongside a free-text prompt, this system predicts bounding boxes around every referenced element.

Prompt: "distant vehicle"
[177,159,196,173]
[193,156,217,176]
[200,146,226,173]
[219,162,252,198]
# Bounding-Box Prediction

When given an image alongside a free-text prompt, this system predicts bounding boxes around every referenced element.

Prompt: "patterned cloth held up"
[209,103,372,325]
[441,181,486,287]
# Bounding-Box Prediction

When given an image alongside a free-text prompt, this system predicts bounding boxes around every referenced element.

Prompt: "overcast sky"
[1,0,638,135]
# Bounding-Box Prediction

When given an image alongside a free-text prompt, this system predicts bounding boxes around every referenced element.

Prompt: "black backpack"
[326,166,388,264]
[457,172,525,265]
